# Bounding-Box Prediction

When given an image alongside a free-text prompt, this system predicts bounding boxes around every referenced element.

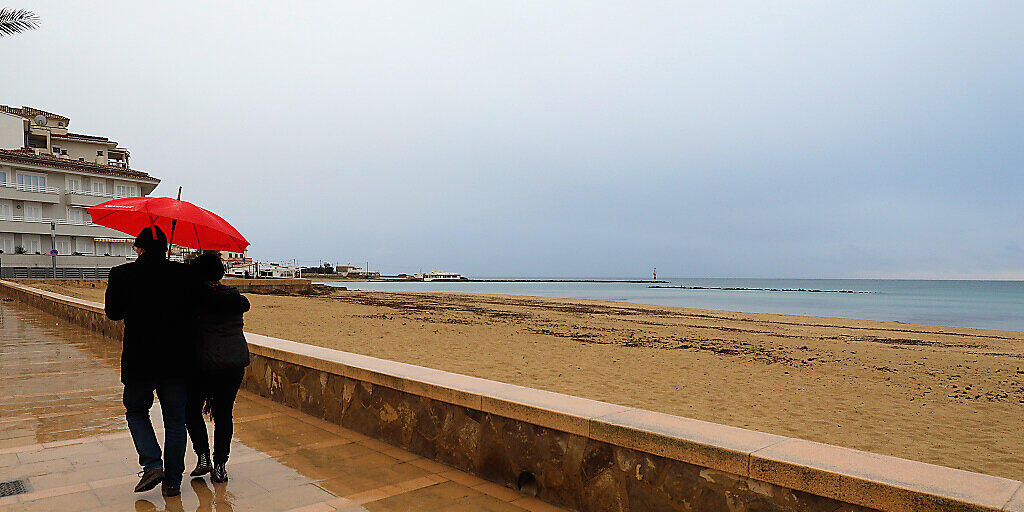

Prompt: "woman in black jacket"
[186,252,250,483]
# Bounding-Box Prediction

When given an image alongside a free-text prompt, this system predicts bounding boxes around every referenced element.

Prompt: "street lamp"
[50,221,56,278]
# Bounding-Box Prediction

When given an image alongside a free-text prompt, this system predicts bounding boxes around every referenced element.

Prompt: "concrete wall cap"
[590,408,787,476]
[2,280,105,311]
[1004,483,1024,511]
[750,438,1022,512]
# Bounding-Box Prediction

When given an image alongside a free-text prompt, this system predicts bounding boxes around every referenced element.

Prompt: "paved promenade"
[0,299,562,511]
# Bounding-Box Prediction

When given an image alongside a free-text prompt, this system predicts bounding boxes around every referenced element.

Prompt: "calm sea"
[317,278,1024,331]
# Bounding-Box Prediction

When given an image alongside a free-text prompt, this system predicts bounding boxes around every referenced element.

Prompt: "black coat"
[196,283,251,371]
[105,253,200,384]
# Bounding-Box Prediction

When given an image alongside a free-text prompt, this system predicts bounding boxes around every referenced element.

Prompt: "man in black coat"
[105,226,198,498]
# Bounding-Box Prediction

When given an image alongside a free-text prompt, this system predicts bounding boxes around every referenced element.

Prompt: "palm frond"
[0,8,40,37]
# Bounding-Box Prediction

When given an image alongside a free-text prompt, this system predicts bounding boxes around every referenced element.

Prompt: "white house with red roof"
[0,105,161,276]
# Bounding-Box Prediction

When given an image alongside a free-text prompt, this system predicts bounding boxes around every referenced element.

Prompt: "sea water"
[317,278,1024,331]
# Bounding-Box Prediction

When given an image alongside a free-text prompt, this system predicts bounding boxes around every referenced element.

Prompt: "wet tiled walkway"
[0,300,564,511]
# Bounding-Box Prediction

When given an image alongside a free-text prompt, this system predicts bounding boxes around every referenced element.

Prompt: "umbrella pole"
[166,187,182,260]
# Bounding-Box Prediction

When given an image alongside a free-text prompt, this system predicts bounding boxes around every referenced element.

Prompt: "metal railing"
[0,214,98,226]
[0,182,61,194]
[0,183,136,199]
[65,188,118,198]
[0,266,112,279]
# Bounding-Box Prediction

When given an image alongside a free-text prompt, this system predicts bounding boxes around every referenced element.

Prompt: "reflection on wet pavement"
[0,300,563,511]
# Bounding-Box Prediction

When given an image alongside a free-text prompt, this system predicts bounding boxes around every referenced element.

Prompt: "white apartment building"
[0,105,160,276]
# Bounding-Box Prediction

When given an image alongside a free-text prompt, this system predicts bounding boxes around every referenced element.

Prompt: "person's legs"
[185,381,210,456]
[123,383,162,471]
[211,368,245,465]
[155,381,188,488]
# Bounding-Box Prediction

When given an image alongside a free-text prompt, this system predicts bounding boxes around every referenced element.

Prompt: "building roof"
[0,148,157,182]
[51,132,120,147]
[0,105,70,123]
[53,132,114,143]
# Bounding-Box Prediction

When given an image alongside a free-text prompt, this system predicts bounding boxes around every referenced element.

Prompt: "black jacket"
[105,253,199,384]
[196,283,251,371]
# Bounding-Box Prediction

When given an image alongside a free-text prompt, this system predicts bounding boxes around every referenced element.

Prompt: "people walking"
[104,226,199,498]
[185,252,251,483]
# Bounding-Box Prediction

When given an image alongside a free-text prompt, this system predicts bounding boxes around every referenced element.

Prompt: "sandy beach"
[28,282,1024,480]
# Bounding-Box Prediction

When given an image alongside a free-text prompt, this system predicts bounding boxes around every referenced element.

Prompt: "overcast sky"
[3,1,1022,278]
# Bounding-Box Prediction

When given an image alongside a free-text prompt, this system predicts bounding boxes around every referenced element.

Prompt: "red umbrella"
[87,193,249,253]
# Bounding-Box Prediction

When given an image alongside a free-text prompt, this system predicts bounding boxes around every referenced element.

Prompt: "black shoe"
[161,482,181,497]
[190,452,212,476]
[210,463,228,483]
[134,468,165,492]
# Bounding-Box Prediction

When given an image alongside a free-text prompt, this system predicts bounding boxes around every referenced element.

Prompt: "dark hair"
[134,226,167,254]
[193,252,225,282]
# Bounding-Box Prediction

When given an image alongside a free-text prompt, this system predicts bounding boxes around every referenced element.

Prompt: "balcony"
[0,181,61,204]
[64,188,118,207]
[0,215,127,238]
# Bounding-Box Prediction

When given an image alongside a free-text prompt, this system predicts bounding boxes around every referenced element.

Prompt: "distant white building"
[416,270,464,281]
[336,264,380,278]
[225,262,299,279]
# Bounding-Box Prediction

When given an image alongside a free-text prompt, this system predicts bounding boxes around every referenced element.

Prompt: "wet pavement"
[0,299,564,511]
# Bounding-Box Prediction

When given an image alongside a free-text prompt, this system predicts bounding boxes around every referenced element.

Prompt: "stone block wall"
[244,352,878,511]
[1,278,123,339]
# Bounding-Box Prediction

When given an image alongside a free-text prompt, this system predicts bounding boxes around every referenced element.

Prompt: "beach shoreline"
[24,281,1024,480]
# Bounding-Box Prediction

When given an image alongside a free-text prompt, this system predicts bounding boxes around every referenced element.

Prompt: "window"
[55,237,72,255]
[91,180,105,195]
[114,242,131,257]
[23,235,41,254]
[74,237,94,255]
[67,207,87,224]
[0,170,5,185]
[66,176,83,192]
[0,200,11,219]
[27,134,46,149]
[16,173,47,192]
[97,150,104,156]
[114,183,138,197]
[51,145,62,154]
[23,202,43,221]
[0,233,13,253]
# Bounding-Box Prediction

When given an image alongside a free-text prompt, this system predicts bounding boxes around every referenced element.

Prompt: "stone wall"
[2,278,124,339]
[9,277,313,294]
[2,279,1021,512]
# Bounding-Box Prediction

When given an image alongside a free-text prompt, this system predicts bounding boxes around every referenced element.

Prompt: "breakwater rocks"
[649,285,876,294]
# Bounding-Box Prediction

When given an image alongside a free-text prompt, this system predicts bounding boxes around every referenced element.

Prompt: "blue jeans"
[123,381,188,487]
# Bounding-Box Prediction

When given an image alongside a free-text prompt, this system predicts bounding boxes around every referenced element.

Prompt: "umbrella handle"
[167,219,178,259]
[166,186,182,259]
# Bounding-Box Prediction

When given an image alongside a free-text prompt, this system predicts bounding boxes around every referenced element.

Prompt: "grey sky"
[3,1,1021,278]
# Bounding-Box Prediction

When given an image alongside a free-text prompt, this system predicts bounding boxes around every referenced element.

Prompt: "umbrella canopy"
[87,196,249,252]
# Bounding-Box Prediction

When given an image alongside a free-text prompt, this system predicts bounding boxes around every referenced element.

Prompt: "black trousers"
[185,367,245,464]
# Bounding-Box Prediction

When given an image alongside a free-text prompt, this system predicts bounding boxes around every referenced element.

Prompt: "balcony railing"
[66,188,118,198]
[0,182,61,195]
[0,214,98,227]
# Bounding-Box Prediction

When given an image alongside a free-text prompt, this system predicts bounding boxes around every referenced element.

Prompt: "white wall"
[0,113,23,150]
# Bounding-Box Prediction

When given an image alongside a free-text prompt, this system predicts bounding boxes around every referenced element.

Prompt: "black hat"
[134,226,167,252]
